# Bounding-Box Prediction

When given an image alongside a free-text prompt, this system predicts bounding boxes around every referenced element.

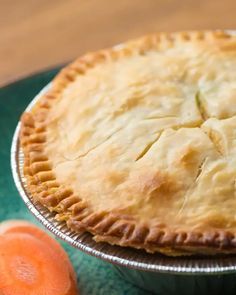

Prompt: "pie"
[20,31,236,256]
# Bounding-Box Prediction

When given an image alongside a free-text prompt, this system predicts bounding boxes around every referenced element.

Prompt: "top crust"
[20,31,236,255]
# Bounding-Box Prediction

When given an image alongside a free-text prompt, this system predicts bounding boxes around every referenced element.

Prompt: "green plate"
[0,68,146,295]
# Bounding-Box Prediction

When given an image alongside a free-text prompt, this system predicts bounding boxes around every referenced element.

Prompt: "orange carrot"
[0,220,77,283]
[0,220,78,295]
[0,220,30,234]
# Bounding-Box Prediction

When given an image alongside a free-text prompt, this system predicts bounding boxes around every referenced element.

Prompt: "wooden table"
[1,0,236,86]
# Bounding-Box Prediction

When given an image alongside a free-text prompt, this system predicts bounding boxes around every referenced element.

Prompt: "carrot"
[0,220,77,283]
[0,220,30,234]
[0,221,78,295]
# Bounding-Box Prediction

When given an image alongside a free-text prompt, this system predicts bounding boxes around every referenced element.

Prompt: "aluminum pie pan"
[11,83,236,276]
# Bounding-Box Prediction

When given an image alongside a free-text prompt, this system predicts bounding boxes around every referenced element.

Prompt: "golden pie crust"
[20,31,236,256]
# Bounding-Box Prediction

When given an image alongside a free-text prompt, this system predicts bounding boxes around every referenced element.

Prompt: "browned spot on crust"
[129,169,180,198]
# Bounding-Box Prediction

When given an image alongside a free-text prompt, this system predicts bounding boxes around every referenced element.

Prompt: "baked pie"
[20,31,236,256]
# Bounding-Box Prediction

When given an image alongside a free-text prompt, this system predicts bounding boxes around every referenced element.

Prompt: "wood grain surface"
[1,0,236,86]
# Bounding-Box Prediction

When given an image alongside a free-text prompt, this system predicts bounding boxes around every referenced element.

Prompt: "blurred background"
[1,0,236,87]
